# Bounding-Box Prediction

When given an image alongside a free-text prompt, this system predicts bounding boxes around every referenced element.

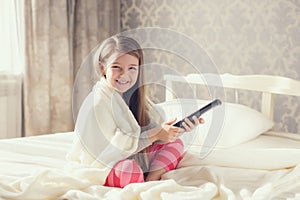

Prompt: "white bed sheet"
[185,131,300,170]
[0,132,300,200]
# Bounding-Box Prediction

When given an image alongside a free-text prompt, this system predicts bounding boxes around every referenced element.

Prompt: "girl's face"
[104,53,139,94]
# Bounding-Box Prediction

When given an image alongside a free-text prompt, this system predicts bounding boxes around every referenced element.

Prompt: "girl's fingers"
[182,122,191,131]
[181,116,203,131]
[174,128,184,135]
[184,117,196,128]
[165,118,177,125]
[199,118,205,124]
[176,127,185,133]
[192,116,200,125]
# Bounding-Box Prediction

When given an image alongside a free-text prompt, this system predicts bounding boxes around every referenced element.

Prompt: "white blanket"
[0,132,300,200]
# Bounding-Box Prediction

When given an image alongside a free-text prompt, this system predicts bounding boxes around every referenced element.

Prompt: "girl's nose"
[119,69,129,78]
[120,68,129,76]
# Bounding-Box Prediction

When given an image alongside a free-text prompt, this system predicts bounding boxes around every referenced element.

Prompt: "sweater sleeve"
[93,101,140,153]
[94,106,170,168]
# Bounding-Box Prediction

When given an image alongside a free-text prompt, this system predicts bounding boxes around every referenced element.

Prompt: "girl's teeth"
[118,80,127,84]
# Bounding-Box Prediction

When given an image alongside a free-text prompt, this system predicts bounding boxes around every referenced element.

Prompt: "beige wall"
[120,0,300,133]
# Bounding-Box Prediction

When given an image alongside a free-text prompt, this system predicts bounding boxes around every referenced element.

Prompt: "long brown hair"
[96,35,152,172]
[96,35,151,127]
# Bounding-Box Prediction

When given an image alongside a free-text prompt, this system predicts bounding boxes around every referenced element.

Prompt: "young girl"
[67,35,203,188]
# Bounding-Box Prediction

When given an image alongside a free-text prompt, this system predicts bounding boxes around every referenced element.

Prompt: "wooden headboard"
[164,73,300,120]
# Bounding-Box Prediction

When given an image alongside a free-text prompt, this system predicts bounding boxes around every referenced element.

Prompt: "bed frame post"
[165,80,174,101]
[261,92,274,120]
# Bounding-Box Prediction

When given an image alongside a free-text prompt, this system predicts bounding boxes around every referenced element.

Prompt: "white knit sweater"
[66,78,158,183]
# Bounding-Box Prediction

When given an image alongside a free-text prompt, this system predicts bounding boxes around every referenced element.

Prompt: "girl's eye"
[129,67,137,71]
[111,65,121,69]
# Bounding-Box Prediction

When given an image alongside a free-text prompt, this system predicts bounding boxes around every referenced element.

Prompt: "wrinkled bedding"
[0,132,300,200]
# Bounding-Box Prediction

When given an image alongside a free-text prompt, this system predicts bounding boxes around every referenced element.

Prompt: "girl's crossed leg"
[104,139,184,188]
[104,159,144,188]
[146,139,184,181]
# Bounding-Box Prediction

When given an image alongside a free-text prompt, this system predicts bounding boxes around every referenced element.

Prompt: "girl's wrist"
[147,126,161,143]
[149,134,157,143]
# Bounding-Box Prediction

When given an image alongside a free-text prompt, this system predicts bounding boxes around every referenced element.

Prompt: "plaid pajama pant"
[104,139,184,188]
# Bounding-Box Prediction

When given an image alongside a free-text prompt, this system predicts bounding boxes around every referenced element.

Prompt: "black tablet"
[172,99,222,128]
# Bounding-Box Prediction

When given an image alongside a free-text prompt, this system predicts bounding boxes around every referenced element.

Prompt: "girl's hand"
[162,118,186,142]
[181,116,205,132]
[152,118,184,143]
[148,117,205,143]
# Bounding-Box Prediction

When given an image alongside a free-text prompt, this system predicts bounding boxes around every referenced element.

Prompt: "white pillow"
[156,98,274,149]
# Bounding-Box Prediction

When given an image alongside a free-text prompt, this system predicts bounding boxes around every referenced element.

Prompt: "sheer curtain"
[23,0,120,136]
[0,0,24,74]
[0,0,24,138]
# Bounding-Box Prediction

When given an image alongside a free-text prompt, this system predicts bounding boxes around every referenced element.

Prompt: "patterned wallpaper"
[120,0,300,133]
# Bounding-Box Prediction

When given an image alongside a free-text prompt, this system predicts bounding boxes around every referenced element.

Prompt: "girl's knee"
[175,138,184,147]
[151,139,184,172]
[105,159,144,188]
[170,139,184,154]
[119,159,143,174]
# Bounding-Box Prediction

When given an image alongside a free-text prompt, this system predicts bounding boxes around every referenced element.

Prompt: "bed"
[0,73,300,200]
